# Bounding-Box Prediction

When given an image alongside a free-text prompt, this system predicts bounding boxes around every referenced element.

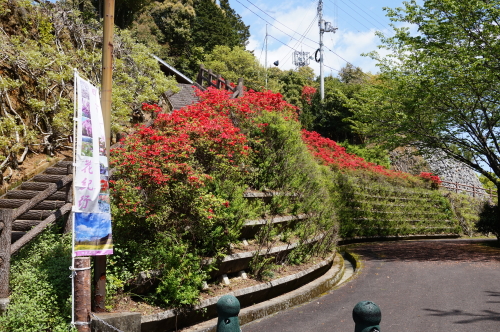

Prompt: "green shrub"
[241,112,338,277]
[476,203,500,239]
[336,171,459,239]
[0,226,74,332]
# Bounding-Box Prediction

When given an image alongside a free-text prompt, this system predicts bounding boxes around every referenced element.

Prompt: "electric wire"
[324,63,341,73]
[281,14,318,66]
[337,0,386,31]
[278,3,318,66]
[268,34,340,72]
[236,0,333,60]
[246,0,316,38]
[326,0,372,31]
[236,0,366,72]
[322,1,360,32]
[236,0,316,44]
[345,0,391,31]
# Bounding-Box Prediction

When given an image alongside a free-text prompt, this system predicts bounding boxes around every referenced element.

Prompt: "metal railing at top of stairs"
[196,64,244,99]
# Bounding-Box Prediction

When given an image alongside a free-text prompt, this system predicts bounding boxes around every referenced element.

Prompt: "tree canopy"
[126,0,250,78]
[203,45,265,91]
[350,0,500,188]
[302,65,371,144]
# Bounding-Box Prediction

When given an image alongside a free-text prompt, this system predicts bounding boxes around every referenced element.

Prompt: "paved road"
[242,239,500,332]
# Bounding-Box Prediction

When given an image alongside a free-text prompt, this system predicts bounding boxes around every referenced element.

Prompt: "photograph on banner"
[74,212,113,256]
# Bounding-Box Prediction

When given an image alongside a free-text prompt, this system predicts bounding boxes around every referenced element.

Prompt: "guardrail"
[196,64,244,98]
[440,180,497,199]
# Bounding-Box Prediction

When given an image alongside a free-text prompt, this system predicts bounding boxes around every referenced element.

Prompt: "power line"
[235,0,316,46]
[281,14,318,65]
[324,63,340,73]
[326,0,372,31]
[322,1,360,32]
[269,34,341,73]
[324,45,356,69]
[235,0,361,73]
[267,34,311,53]
[246,0,316,37]
[345,0,391,31]
[337,0,386,31]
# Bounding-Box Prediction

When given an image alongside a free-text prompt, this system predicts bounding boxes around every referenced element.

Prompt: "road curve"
[242,239,500,332]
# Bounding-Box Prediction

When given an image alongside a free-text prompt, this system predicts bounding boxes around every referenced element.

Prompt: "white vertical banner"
[73,73,112,256]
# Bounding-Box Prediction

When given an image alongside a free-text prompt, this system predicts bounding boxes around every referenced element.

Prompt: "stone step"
[6,190,67,200]
[45,167,71,175]
[12,220,41,232]
[32,174,66,183]
[18,210,57,220]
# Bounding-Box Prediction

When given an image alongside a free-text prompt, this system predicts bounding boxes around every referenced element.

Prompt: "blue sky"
[228,0,419,77]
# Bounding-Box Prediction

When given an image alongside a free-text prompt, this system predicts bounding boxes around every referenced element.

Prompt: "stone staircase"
[166,83,200,111]
[0,160,73,299]
[4,160,73,246]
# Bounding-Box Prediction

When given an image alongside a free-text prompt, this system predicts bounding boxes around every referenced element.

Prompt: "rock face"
[424,151,484,193]
[390,147,485,196]
[389,147,430,175]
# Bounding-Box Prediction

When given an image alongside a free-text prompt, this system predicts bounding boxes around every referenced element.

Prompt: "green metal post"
[353,301,381,332]
[216,294,241,332]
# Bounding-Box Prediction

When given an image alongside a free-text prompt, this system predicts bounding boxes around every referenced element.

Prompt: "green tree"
[350,0,500,225]
[203,45,265,90]
[219,0,250,47]
[129,0,249,79]
[303,65,371,143]
[192,0,249,53]
[278,67,315,107]
[338,63,366,84]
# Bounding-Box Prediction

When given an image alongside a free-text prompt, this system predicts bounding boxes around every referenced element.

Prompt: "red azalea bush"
[419,172,442,189]
[110,87,300,256]
[111,90,251,255]
[301,85,317,105]
[301,129,407,178]
[192,87,299,121]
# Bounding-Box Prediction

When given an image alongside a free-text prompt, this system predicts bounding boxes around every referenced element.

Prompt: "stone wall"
[425,151,486,196]
[390,147,486,197]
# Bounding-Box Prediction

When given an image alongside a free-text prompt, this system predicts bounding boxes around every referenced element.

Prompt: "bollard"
[216,294,241,332]
[352,301,381,332]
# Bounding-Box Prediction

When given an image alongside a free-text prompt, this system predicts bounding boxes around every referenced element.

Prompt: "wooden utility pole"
[74,257,91,332]
[101,0,114,155]
[94,0,115,312]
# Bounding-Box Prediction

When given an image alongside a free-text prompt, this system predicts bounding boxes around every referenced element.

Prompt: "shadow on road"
[423,307,500,324]
[348,239,500,263]
[485,290,500,304]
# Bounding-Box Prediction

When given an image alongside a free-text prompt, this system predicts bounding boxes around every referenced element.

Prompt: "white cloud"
[236,0,422,78]
[76,224,92,234]
[243,2,390,76]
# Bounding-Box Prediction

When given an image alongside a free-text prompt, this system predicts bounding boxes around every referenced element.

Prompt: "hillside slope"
[0,0,177,183]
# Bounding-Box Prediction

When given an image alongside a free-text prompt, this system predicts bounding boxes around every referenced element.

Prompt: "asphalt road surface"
[242,239,500,332]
